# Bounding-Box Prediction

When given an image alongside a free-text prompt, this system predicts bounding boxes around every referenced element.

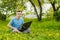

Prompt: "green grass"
[0,18,60,40]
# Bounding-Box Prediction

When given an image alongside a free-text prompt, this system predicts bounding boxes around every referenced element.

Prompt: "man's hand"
[13,28,19,32]
[13,28,22,33]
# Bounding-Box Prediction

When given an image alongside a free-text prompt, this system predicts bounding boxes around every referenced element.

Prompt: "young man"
[7,10,30,33]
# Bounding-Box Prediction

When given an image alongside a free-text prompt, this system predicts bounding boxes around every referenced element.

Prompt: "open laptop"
[19,21,32,32]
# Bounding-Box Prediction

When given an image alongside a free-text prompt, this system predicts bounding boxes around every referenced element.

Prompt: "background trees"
[29,0,42,21]
[0,0,25,20]
[0,0,60,21]
[49,0,60,21]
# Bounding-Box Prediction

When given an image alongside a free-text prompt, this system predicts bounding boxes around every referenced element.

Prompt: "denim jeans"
[12,28,30,33]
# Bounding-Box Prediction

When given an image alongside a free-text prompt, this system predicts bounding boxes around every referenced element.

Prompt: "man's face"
[16,12,22,18]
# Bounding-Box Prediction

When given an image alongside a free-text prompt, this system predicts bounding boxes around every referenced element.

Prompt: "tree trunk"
[49,0,56,11]
[38,0,42,21]
[29,0,40,21]
[49,0,60,11]
[51,2,56,11]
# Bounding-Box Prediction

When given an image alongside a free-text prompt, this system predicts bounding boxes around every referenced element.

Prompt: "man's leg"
[24,28,30,33]
[12,29,19,32]
[12,28,22,33]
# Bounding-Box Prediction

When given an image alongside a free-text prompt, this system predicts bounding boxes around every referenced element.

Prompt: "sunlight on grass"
[0,19,60,40]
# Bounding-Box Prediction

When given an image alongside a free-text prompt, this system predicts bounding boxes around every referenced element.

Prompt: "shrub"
[0,13,6,21]
[53,11,60,21]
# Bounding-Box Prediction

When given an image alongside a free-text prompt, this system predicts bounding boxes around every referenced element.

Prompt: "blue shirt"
[9,17,24,29]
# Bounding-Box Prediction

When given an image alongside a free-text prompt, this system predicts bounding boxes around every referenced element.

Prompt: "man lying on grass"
[7,10,30,33]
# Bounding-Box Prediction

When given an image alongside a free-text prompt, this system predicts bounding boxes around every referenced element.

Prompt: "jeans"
[12,28,30,33]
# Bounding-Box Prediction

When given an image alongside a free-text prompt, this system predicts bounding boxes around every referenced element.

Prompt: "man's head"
[16,10,22,19]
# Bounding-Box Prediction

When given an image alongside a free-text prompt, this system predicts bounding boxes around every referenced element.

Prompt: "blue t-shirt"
[9,17,24,29]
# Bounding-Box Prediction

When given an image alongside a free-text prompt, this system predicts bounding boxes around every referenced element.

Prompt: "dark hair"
[17,10,22,12]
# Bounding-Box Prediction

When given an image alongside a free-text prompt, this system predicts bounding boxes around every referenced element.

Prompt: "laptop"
[19,21,32,32]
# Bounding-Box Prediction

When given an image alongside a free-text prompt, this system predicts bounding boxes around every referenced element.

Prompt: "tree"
[49,0,60,21]
[49,0,60,11]
[37,0,42,21]
[29,0,40,21]
[0,0,26,20]
[29,0,43,21]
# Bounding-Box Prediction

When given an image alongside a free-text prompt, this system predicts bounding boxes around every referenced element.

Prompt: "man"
[7,10,30,33]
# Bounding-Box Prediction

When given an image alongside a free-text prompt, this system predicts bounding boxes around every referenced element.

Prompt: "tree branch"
[56,5,60,11]
[49,0,53,4]
[29,0,40,20]
[49,0,56,11]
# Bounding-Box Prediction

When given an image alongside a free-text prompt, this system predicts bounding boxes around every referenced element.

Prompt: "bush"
[53,11,60,21]
[0,13,6,21]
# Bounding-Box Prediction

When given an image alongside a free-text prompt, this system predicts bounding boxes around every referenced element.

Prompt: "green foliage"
[46,8,53,18]
[31,0,44,7]
[0,0,26,18]
[0,0,17,10]
[53,11,60,21]
[0,13,6,21]
[16,0,26,11]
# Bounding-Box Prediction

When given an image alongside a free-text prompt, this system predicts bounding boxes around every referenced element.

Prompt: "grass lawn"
[0,18,60,40]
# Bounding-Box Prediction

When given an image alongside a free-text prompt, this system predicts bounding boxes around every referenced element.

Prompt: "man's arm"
[7,23,14,29]
[7,23,19,32]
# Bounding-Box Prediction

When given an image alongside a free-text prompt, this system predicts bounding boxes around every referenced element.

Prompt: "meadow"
[0,18,60,40]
